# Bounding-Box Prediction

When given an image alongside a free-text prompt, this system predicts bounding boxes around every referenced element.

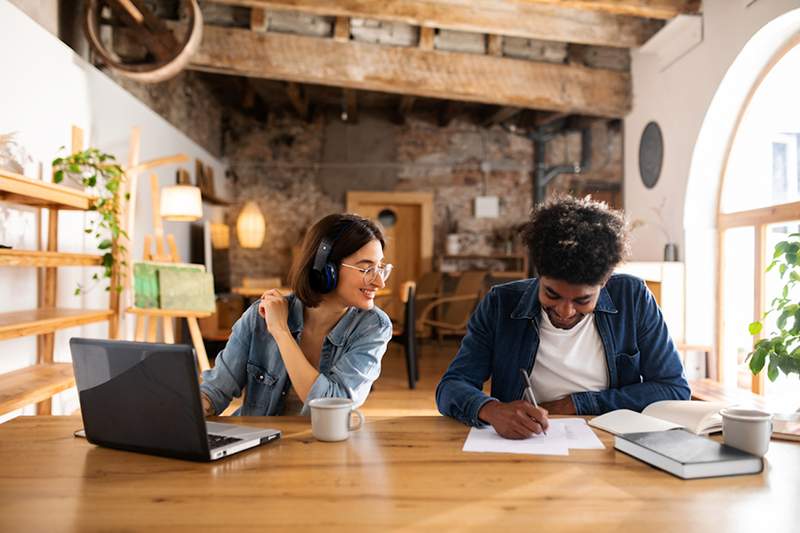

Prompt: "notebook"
[773,414,800,442]
[614,429,763,479]
[589,400,726,436]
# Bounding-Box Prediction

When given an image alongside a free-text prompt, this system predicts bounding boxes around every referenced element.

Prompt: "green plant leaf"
[748,321,763,335]
[767,357,779,382]
[774,241,789,258]
[749,347,767,374]
[98,239,112,250]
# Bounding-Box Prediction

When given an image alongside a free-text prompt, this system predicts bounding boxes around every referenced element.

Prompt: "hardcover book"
[615,429,763,479]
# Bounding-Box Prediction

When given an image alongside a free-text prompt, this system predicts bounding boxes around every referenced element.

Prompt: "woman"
[200,213,393,416]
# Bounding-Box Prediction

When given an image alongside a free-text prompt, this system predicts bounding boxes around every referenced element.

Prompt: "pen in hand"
[519,368,547,436]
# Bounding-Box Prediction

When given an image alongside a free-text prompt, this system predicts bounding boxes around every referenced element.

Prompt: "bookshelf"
[0,149,118,415]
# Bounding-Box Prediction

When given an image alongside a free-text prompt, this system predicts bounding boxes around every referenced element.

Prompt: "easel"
[125,173,212,372]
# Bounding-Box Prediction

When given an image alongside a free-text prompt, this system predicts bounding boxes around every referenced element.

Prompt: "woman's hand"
[259,289,290,335]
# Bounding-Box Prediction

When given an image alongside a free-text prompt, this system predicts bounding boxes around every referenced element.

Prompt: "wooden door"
[347,192,433,321]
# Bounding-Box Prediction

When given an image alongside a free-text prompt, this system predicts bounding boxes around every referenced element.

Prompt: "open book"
[589,401,726,436]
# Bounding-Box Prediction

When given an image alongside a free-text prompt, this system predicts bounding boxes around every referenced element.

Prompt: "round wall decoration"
[638,121,664,189]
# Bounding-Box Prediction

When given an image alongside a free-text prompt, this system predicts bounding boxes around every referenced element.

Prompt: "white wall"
[624,0,800,350]
[0,1,229,420]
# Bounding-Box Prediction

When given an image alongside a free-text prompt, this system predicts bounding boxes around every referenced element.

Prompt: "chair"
[418,271,486,342]
[390,281,418,389]
[413,271,442,338]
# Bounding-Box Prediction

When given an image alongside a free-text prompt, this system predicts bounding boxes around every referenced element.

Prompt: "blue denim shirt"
[436,274,690,426]
[200,295,392,416]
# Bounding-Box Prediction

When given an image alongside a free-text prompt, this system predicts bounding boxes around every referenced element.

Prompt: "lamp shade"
[160,185,203,221]
[210,223,230,249]
[236,201,266,248]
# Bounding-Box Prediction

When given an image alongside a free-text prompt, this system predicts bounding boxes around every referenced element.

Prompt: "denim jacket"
[200,295,392,416]
[436,274,690,426]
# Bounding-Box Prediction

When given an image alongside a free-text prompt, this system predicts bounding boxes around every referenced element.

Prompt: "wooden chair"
[413,271,442,338]
[390,281,418,389]
[418,271,486,342]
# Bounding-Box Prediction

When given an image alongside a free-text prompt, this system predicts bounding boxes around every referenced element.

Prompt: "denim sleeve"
[303,310,392,411]
[435,289,498,427]
[572,280,691,415]
[199,302,258,415]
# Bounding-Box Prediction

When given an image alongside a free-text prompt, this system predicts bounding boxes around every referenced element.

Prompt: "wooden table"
[0,416,798,532]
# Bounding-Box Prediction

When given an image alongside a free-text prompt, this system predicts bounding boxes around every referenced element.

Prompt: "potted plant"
[52,148,128,295]
[747,232,800,383]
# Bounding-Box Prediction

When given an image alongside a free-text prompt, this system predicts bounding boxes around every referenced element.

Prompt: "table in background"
[0,416,798,532]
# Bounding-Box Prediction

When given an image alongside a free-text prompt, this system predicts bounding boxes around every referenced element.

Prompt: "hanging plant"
[52,148,129,295]
[747,232,800,381]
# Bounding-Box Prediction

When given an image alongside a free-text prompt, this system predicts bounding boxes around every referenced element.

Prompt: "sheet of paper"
[462,421,570,456]
[558,418,606,450]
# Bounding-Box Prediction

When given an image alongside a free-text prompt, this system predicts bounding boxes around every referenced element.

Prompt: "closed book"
[614,429,763,479]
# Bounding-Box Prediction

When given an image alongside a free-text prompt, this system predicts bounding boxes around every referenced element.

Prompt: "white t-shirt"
[529,310,609,403]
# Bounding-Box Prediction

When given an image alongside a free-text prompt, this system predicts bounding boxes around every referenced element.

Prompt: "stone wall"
[224,108,622,286]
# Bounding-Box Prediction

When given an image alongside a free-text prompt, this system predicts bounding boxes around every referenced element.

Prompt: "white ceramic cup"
[720,408,773,457]
[308,398,364,442]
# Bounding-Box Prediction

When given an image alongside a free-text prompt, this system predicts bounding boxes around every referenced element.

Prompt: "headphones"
[310,236,339,293]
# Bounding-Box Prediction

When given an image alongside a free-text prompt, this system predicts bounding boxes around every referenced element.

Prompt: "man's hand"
[539,395,576,415]
[478,400,550,439]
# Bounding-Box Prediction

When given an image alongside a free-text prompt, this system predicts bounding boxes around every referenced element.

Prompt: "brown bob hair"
[289,213,385,308]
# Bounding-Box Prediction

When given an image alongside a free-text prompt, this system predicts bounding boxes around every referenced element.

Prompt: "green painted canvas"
[158,269,216,313]
[133,261,206,309]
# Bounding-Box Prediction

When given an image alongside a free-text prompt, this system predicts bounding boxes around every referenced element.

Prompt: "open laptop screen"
[70,338,210,461]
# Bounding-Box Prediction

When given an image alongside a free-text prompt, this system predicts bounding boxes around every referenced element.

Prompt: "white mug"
[308,398,364,442]
[720,408,773,457]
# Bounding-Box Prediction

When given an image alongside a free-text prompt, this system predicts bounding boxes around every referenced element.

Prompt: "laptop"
[69,338,280,461]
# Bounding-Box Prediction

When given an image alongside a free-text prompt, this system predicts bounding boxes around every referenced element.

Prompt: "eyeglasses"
[340,263,394,285]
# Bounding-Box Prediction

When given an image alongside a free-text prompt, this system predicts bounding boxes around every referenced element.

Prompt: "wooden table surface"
[0,415,798,532]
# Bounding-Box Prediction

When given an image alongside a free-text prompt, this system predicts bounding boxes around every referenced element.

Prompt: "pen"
[519,368,547,435]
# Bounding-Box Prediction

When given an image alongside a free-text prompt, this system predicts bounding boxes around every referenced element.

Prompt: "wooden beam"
[394,95,416,124]
[342,89,358,123]
[481,106,521,126]
[486,34,503,56]
[419,26,436,50]
[250,7,268,31]
[285,82,311,121]
[333,16,350,42]
[208,0,664,47]
[186,24,631,117]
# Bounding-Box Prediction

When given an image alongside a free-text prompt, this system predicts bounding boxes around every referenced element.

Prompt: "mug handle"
[349,408,365,431]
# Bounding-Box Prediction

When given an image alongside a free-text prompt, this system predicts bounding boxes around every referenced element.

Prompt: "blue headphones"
[310,236,339,293]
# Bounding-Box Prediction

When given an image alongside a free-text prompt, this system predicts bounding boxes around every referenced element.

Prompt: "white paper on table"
[558,418,605,450]
[462,420,569,456]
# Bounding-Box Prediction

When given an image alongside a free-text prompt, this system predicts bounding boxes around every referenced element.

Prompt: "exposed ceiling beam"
[208,0,663,48]
[342,89,358,122]
[481,106,522,126]
[286,82,311,121]
[186,24,631,117]
[507,1,699,19]
[394,95,416,125]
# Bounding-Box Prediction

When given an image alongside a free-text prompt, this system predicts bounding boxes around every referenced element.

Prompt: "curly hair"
[522,195,630,285]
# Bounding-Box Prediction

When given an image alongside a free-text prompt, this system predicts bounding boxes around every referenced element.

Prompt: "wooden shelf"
[127,307,213,318]
[0,308,114,341]
[0,249,103,267]
[0,363,75,414]
[0,169,95,210]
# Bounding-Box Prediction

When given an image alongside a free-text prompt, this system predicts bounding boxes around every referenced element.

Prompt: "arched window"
[718,42,800,408]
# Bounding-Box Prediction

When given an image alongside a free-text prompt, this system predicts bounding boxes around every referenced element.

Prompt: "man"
[436,196,690,439]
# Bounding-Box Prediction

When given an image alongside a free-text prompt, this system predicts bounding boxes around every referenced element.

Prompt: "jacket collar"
[509,278,618,320]
[286,294,354,347]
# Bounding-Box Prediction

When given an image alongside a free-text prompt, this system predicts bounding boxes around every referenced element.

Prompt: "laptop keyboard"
[207,433,243,449]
